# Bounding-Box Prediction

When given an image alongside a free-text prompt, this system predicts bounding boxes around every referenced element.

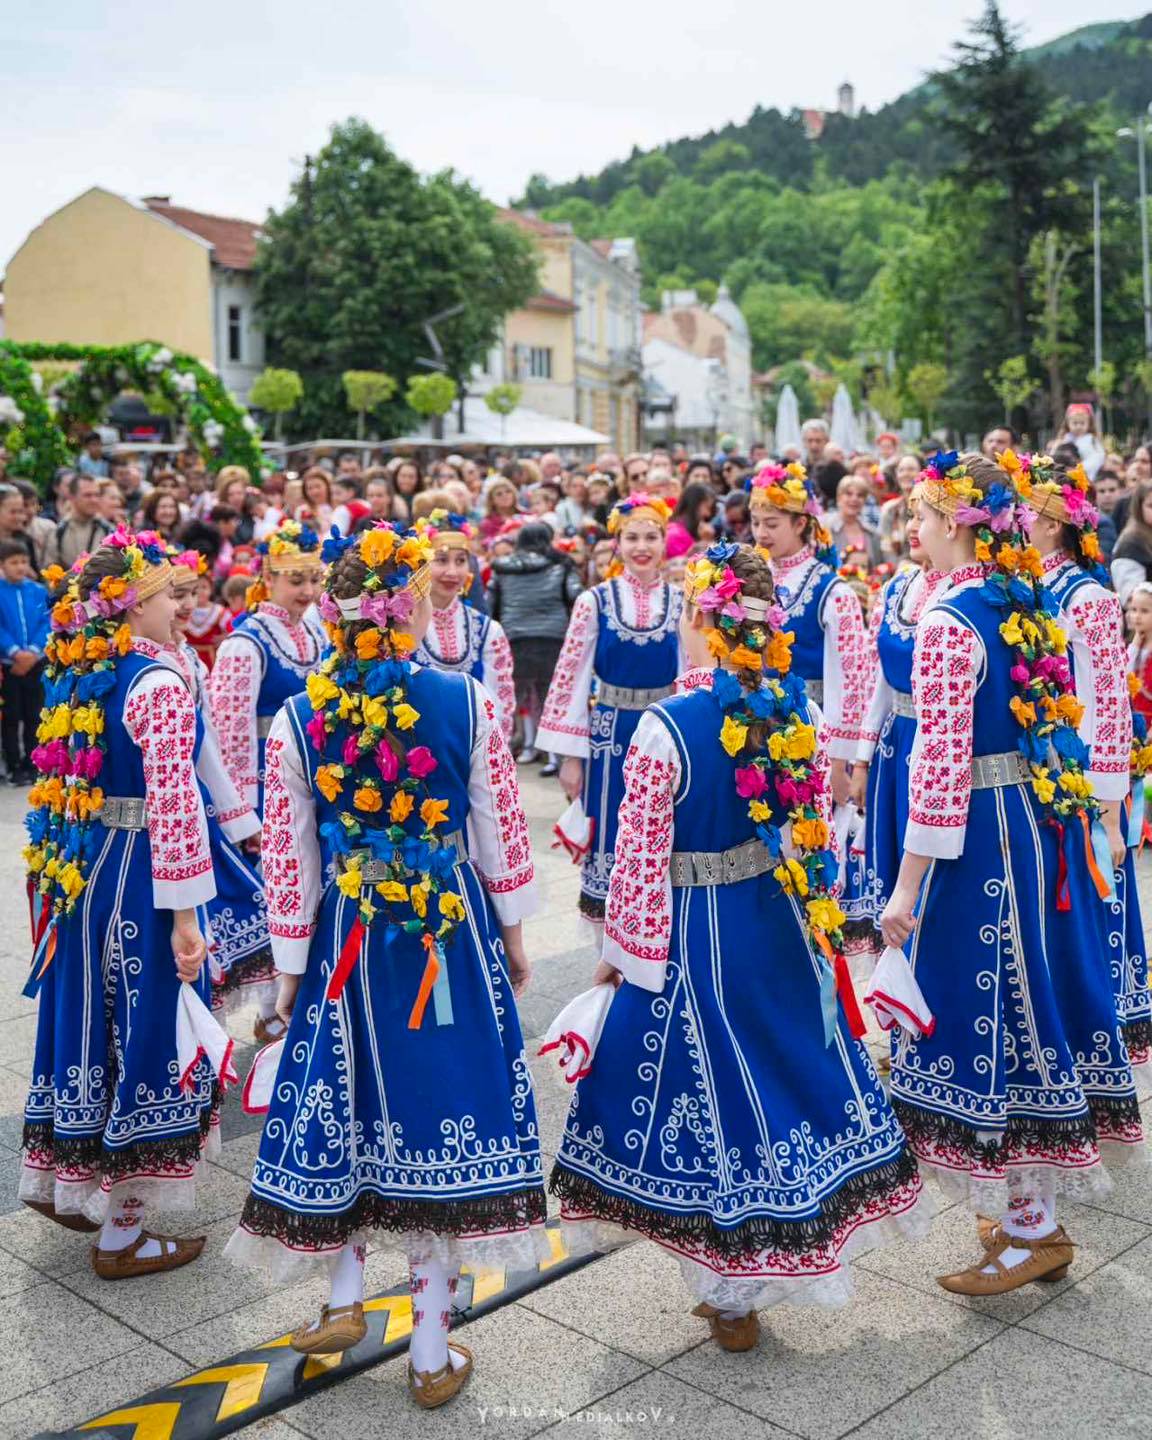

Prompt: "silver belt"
[257,715,275,739]
[99,795,148,830]
[970,751,1029,790]
[891,691,916,719]
[670,836,774,888]
[595,681,674,711]
[340,830,467,884]
[805,680,824,706]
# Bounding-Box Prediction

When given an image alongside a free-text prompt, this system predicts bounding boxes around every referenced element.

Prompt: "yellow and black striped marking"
[33,1223,595,1440]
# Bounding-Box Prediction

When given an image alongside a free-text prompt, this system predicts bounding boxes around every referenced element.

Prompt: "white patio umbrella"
[775,383,802,454]
[830,384,860,453]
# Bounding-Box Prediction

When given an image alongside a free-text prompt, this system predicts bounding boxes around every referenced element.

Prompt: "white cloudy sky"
[2,0,1145,268]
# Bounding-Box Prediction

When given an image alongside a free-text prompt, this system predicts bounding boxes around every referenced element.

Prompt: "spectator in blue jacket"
[0,540,50,783]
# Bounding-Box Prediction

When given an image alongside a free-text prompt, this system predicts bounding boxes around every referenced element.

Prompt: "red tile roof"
[589,238,613,258]
[526,289,578,314]
[144,199,262,270]
[497,207,570,238]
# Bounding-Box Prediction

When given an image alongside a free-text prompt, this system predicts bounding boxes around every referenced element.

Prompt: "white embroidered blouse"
[167,641,261,842]
[417,598,516,741]
[208,602,323,812]
[856,567,947,765]
[769,547,871,762]
[1042,552,1132,803]
[536,570,682,758]
[601,666,836,994]
[261,674,539,974]
[122,637,215,910]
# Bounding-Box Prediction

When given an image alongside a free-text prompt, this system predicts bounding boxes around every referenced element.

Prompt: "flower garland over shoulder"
[24,528,170,927]
[684,541,862,1041]
[305,523,466,1024]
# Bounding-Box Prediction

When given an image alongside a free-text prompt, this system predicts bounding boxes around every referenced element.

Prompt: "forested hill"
[517,14,1152,207]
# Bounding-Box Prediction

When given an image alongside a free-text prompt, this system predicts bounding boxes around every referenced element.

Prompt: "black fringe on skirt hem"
[238,1182,548,1251]
[1123,1018,1152,1061]
[548,1148,920,1261]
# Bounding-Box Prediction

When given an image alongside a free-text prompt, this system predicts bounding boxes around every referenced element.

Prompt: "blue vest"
[592,579,681,689]
[414,606,492,682]
[933,586,1022,756]
[874,569,919,697]
[232,611,320,721]
[774,561,838,683]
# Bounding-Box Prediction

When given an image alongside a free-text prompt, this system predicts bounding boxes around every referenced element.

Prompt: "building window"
[227,305,243,363]
[528,346,552,379]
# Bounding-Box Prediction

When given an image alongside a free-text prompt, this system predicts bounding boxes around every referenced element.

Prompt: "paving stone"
[1076,1154,1152,1227]
[0,1279,144,1405]
[536,1372,788,1439]
[1020,1232,1152,1375]
[858,1197,1151,1321]
[848,1325,1152,1439]
[0,1340,188,1437]
[283,1301,646,1440]
[664,1267,1002,1440]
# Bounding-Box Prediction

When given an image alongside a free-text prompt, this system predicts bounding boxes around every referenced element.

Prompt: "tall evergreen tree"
[255,119,539,438]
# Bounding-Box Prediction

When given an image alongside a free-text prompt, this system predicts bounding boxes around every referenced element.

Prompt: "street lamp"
[1117,104,1152,359]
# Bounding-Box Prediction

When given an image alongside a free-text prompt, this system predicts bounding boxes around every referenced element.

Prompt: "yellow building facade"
[498,212,642,454]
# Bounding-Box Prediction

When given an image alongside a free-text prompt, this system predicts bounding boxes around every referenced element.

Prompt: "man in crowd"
[336,451,363,484]
[538,451,564,484]
[0,486,36,567]
[111,456,148,517]
[981,425,1015,459]
[622,452,650,494]
[801,418,829,470]
[76,433,110,479]
[45,474,112,569]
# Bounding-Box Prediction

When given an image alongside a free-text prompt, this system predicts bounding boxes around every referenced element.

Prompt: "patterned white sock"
[328,1242,365,1310]
[408,1256,465,1375]
[99,1196,144,1253]
[984,1191,1057,1273]
[256,992,279,1020]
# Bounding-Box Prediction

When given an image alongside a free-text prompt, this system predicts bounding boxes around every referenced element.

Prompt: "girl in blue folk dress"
[881,452,1144,1298]
[225,524,545,1410]
[551,543,927,1352]
[848,502,945,953]
[412,509,516,740]
[538,494,683,936]
[21,531,224,1279]
[167,550,275,1013]
[1023,457,1151,1072]
[209,519,324,1042]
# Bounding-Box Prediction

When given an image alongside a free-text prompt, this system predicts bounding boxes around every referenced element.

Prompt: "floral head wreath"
[247,518,322,609]
[682,542,864,1043]
[745,461,836,564]
[305,523,460,1029]
[415,508,475,552]
[168,546,207,584]
[606,493,672,535]
[23,529,172,963]
[1014,453,1105,568]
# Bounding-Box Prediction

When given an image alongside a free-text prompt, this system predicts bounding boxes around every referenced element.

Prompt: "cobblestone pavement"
[0,769,1149,1439]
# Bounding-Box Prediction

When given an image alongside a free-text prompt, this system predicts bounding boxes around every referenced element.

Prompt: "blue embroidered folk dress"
[209,602,324,820]
[854,567,945,947]
[1042,552,1150,1067]
[769,548,872,945]
[413,596,516,741]
[890,572,1144,1211]
[20,639,219,1223]
[538,572,682,926]
[550,669,927,1312]
[225,667,549,1278]
[170,641,273,1008]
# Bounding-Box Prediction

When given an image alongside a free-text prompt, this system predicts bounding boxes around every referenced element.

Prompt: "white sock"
[408,1255,466,1375]
[521,715,536,751]
[983,1189,1057,1273]
[99,1196,144,1252]
[328,1242,365,1310]
[257,992,279,1021]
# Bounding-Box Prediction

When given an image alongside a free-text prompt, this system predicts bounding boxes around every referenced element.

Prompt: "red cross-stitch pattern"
[125,680,212,885]
[604,741,677,965]
[262,735,308,938]
[909,617,979,833]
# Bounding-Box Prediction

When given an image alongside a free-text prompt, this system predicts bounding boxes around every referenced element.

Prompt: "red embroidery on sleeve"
[909,618,979,831]
[261,734,306,931]
[125,679,211,885]
[209,641,260,799]
[604,742,676,962]
[1069,591,1131,777]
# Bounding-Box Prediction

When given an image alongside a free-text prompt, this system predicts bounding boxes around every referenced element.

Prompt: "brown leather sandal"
[91,1230,206,1280]
[408,1341,474,1409]
[976,1214,1001,1247]
[937,1226,1075,1296]
[289,1302,367,1355]
[691,1302,760,1352]
[23,1198,100,1233]
[254,1013,288,1046]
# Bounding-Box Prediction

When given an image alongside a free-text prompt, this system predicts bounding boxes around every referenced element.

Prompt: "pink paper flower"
[406,745,438,779]
[721,600,746,622]
[1010,663,1030,684]
[734,765,767,799]
[713,567,741,601]
[305,712,328,752]
[342,734,360,766]
[375,741,399,782]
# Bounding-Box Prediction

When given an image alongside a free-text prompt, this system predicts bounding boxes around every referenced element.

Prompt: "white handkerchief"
[552,798,595,863]
[242,1037,286,1114]
[863,946,935,1039]
[176,982,240,1093]
[538,983,614,1083]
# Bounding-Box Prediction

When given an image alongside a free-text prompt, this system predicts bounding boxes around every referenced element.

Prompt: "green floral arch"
[0,340,264,492]
[0,346,72,492]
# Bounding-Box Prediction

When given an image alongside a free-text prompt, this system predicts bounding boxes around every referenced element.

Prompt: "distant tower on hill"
[838,81,855,118]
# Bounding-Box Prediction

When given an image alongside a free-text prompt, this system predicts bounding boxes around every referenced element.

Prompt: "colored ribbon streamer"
[22,916,58,1001]
[818,961,838,1048]
[811,929,865,1045]
[1082,811,1115,902]
[408,934,440,1030]
[326,914,366,1002]
[1051,819,1071,912]
[833,952,867,1039]
[1128,781,1145,850]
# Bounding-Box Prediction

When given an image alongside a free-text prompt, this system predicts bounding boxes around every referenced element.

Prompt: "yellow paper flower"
[999,614,1025,647]
[114,624,132,656]
[792,817,829,850]
[390,791,414,823]
[773,856,809,897]
[729,644,763,671]
[306,673,340,708]
[1030,767,1056,804]
[393,703,419,730]
[438,891,466,921]
[765,631,794,674]
[336,866,363,898]
[806,896,846,934]
[1056,694,1085,727]
[410,882,429,918]
[720,715,748,757]
[420,797,450,828]
[749,800,772,822]
[355,628,383,660]
[376,881,408,902]
[353,784,382,813]
[361,697,389,730]
[360,528,397,568]
[1009,696,1036,728]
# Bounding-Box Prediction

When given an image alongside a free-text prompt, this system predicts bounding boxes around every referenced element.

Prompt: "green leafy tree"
[1029,230,1079,431]
[255,120,538,437]
[986,355,1035,423]
[249,367,304,442]
[406,374,458,439]
[342,370,397,439]
[1089,360,1117,437]
[904,362,949,431]
[484,382,522,439]
[694,140,752,182]
[630,153,677,196]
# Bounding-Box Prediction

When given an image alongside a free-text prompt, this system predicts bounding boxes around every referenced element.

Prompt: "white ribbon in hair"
[336,596,363,619]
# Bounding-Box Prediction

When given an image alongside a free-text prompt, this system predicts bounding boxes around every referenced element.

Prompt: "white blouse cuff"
[154,867,216,911]
[904,820,966,861]
[483,875,540,927]
[604,930,668,994]
[219,808,261,843]
[534,725,589,759]
[270,930,314,975]
[1088,769,1131,803]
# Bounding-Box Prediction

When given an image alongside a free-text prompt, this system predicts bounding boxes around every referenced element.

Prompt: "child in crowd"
[0,539,50,782]
[1128,581,1152,723]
